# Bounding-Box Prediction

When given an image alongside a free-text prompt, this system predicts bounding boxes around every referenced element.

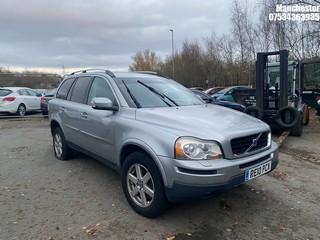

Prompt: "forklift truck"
[245,50,308,136]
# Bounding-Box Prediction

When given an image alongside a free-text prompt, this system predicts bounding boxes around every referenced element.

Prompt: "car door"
[76,76,117,163]
[55,77,79,143]
[17,89,33,110]
[26,89,41,110]
[57,76,92,145]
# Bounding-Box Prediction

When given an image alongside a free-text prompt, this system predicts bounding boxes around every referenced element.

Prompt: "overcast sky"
[0,0,256,74]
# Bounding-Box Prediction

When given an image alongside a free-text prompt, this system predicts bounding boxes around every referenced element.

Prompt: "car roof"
[1,87,31,90]
[64,70,169,81]
[114,72,166,79]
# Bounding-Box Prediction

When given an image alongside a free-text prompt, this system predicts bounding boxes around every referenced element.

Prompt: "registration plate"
[245,161,272,182]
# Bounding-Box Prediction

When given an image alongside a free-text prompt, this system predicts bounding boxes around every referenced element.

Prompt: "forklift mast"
[255,50,289,111]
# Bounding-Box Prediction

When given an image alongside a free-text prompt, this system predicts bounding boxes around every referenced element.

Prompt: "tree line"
[129,0,320,89]
[0,67,62,89]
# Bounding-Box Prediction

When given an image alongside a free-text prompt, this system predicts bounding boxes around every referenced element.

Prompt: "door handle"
[80,112,88,119]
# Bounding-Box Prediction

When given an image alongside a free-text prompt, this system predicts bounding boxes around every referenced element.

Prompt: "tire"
[52,127,74,160]
[303,104,309,125]
[16,104,26,117]
[244,106,263,119]
[275,106,299,129]
[290,114,303,136]
[121,151,168,218]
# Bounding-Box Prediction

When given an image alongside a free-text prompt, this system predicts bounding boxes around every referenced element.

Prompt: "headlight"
[175,137,223,160]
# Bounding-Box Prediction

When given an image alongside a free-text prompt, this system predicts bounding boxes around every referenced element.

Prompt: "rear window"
[0,89,13,97]
[56,78,75,100]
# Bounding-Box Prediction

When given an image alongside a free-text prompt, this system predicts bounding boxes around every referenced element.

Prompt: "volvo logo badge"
[245,133,262,153]
[252,138,258,147]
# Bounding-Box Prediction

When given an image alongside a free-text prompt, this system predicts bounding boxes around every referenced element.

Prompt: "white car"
[0,87,42,116]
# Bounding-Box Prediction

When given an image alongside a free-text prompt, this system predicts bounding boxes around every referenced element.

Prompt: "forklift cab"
[265,61,302,109]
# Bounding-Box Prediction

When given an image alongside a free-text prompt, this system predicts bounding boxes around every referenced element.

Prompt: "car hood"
[135,104,269,142]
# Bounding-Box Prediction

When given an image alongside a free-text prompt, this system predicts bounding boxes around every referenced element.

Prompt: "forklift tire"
[275,106,299,129]
[290,114,303,136]
[244,106,263,119]
[303,104,309,125]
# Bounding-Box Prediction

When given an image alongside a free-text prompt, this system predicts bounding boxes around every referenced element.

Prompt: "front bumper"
[158,141,279,202]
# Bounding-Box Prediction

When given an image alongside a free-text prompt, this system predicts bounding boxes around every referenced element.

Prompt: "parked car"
[204,86,226,95]
[35,89,50,96]
[40,88,57,115]
[49,70,279,218]
[189,86,204,91]
[191,89,245,112]
[211,85,253,102]
[0,87,41,116]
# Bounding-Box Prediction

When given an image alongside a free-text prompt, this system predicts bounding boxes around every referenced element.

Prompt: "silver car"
[49,70,278,218]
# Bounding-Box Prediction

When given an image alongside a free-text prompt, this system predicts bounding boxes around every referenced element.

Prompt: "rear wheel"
[16,104,26,117]
[244,106,263,119]
[52,127,74,160]
[42,110,48,116]
[121,151,168,218]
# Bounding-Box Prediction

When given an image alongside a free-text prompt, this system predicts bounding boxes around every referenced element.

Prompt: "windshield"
[115,77,204,108]
[216,86,232,94]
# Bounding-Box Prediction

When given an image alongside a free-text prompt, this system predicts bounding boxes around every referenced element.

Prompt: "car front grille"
[231,131,269,156]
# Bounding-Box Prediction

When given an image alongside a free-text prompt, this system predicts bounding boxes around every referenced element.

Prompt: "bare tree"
[174,40,206,87]
[129,49,163,72]
[260,0,320,60]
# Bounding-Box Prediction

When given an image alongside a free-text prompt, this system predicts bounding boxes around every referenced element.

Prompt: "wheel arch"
[119,141,168,186]
[50,120,62,135]
[16,103,26,114]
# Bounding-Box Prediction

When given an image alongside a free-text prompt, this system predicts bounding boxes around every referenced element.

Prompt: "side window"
[18,89,30,96]
[87,77,115,105]
[56,78,75,100]
[70,76,92,103]
[27,89,38,96]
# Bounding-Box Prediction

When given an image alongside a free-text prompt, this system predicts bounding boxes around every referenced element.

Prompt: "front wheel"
[52,127,74,160]
[121,151,168,218]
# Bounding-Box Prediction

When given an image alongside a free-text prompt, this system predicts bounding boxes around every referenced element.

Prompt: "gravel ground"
[0,112,319,240]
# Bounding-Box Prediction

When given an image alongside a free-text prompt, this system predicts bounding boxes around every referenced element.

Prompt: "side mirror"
[91,97,118,111]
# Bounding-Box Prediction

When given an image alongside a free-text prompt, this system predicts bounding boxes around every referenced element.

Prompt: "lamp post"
[170,29,174,79]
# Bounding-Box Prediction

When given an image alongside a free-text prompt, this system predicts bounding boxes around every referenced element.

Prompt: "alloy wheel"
[54,133,63,158]
[126,163,155,208]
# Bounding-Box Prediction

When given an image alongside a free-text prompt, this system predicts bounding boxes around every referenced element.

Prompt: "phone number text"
[269,13,320,21]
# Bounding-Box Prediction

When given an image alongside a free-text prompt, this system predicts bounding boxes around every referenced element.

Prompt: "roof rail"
[68,69,115,78]
[134,71,169,79]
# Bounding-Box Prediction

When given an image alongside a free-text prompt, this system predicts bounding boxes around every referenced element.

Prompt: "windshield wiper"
[122,80,141,108]
[137,80,179,106]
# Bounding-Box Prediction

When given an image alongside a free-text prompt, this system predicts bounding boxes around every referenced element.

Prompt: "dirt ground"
[0,111,319,240]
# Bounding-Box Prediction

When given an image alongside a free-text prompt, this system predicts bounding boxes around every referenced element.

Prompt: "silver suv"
[49,69,279,218]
